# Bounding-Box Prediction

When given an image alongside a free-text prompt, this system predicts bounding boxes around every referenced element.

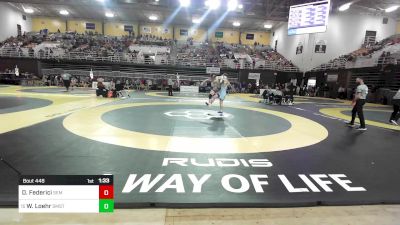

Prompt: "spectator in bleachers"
[1,31,300,72]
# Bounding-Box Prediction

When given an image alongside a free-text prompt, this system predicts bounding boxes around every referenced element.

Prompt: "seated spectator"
[96,81,108,97]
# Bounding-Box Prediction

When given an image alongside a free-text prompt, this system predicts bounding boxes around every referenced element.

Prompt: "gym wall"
[174,26,207,42]
[271,9,397,71]
[0,2,32,42]
[32,17,66,33]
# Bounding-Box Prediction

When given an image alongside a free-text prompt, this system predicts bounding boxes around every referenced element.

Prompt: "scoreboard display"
[288,0,330,35]
[19,175,114,213]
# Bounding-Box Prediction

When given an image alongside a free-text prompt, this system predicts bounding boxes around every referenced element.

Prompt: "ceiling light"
[192,18,201,24]
[238,4,243,9]
[149,15,158,21]
[385,5,399,13]
[105,12,114,17]
[205,0,221,10]
[227,0,238,11]
[338,2,352,11]
[59,10,69,15]
[179,0,190,7]
[233,21,240,27]
[264,24,272,29]
[24,8,34,14]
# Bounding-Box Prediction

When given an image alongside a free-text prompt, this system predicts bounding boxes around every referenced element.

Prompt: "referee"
[168,77,174,96]
[61,73,72,92]
[347,78,368,131]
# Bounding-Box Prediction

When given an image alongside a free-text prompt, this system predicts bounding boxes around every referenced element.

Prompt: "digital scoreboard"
[19,175,114,213]
[288,0,330,35]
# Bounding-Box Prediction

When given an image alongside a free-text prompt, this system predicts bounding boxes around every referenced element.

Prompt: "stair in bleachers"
[350,72,385,89]
[388,72,400,90]
[39,62,239,82]
[350,72,400,90]
[41,62,113,71]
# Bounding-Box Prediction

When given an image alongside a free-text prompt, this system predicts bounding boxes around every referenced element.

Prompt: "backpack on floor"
[107,90,113,98]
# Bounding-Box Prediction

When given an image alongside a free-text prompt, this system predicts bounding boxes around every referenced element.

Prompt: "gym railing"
[310,58,348,72]
[41,68,239,83]
[310,56,400,71]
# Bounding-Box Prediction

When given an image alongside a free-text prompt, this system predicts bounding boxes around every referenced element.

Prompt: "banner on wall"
[246,34,255,40]
[142,27,151,33]
[180,29,188,36]
[315,40,327,53]
[327,74,338,82]
[215,31,224,38]
[86,23,95,30]
[206,67,220,74]
[296,42,303,55]
[124,25,133,32]
[158,27,169,34]
[248,73,260,80]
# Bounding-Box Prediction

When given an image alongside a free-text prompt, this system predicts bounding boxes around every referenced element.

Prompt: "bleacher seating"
[312,34,400,71]
[0,32,299,72]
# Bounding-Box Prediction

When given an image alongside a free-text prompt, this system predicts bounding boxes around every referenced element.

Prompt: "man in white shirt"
[61,73,72,91]
[347,78,368,131]
[390,88,400,125]
[147,79,152,91]
[168,78,174,96]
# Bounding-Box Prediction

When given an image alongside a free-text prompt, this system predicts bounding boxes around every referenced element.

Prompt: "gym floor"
[1,205,400,225]
[0,85,399,223]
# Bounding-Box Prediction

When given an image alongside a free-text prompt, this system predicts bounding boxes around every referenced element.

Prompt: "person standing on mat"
[61,73,72,92]
[347,78,368,131]
[216,74,231,116]
[168,77,174,96]
[389,88,400,125]
[202,74,220,106]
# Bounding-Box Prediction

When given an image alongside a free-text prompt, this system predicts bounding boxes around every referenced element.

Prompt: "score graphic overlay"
[288,0,330,35]
[19,175,114,213]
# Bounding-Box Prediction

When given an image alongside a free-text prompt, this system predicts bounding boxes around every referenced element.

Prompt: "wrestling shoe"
[355,127,367,131]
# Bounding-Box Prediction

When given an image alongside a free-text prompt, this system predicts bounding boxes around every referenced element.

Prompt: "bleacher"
[312,34,400,71]
[39,60,239,85]
[0,32,299,72]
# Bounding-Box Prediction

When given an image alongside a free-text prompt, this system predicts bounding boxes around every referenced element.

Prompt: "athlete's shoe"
[205,102,209,106]
[345,122,355,127]
[390,120,399,126]
[355,127,367,131]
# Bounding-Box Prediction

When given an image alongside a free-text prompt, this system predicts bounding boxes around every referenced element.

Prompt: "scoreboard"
[288,0,330,35]
[19,175,114,213]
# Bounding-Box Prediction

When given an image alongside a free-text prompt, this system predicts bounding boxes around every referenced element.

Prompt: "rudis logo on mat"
[122,158,367,194]
[162,158,273,167]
